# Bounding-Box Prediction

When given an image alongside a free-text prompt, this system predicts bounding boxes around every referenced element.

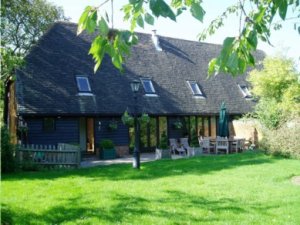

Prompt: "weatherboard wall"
[25,117,79,146]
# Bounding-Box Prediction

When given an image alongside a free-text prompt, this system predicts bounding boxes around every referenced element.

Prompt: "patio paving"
[80,153,189,168]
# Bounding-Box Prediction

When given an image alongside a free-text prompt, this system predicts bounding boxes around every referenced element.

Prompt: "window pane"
[191,83,201,94]
[149,117,157,147]
[159,117,167,141]
[43,118,55,132]
[197,116,204,136]
[141,79,155,93]
[76,77,91,92]
[188,81,202,95]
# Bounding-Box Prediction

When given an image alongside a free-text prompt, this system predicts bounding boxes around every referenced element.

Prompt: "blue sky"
[50,0,299,69]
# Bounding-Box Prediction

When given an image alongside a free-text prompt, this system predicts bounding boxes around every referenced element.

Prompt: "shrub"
[1,126,16,173]
[259,118,300,159]
[100,139,114,149]
[158,131,168,150]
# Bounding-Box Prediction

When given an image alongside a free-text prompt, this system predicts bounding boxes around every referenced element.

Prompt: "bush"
[259,118,300,158]
[158,131,168,150]
[1,126,16,173]
[100,139,114,149]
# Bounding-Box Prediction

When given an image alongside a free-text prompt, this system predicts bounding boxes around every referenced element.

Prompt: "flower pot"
[100,148,116,159]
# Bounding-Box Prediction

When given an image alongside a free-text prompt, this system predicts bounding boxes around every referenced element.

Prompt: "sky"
[50,0,300,69]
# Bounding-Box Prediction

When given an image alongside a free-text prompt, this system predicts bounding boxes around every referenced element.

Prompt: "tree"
[248,56,300,128]
[77,0,300,75]
[0,0,67,118]
[1,0,67,55]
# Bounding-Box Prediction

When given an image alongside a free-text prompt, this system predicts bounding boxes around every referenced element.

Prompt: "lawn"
[2,151,300,225]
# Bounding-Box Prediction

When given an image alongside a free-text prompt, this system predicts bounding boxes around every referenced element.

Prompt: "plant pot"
[100,148,116,159]
[155,148,171,159]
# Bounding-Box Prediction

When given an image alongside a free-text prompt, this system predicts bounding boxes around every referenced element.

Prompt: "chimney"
[151,30,162,51]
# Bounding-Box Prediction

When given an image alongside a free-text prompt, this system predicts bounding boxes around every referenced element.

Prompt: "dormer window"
[141,78,157,96]
[238,85,252,99]
[187,81,204,97]
[76,76,91,92]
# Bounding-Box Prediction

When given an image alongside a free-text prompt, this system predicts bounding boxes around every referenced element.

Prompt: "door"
[86,118,95,153]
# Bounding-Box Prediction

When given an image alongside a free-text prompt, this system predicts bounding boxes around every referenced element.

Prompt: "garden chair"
[180,138,192,156]
[169,138,186,156]
[201,137,215,154]
[215,137,229,154]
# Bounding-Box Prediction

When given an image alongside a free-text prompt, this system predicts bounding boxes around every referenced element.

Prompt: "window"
[238,85,252,98]
[76,76,91,92]
[141,78,156,95]
[43,118,55,132]
[187,81,204,97]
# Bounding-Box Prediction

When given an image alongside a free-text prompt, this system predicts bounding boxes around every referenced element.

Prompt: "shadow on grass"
[3,151,277,182]
[1,188,286,224]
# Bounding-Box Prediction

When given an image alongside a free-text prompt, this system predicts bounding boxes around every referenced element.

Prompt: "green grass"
[2,151,300,225]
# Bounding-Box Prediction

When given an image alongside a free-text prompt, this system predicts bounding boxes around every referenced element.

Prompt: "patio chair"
[201,137,215,154]
[180,138,192,156]
[215,137,229,154]
[231,138,246,153]
[169,138,186,156]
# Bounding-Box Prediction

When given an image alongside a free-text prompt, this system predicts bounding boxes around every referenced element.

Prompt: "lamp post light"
[130,80,140,169]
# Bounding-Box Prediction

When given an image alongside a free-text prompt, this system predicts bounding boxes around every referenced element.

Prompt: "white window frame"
[238,85,252,99]
[141,78,156,94]
[187,80,204,97]
[76,76,91,92]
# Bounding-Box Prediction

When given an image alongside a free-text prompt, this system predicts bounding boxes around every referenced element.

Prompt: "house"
[6,22,263,157]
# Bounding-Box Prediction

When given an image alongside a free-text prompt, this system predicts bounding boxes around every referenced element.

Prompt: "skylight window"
[76,76,91,92]
[187,81,204,97]
[141,78,156,94]
[238,85,252,98]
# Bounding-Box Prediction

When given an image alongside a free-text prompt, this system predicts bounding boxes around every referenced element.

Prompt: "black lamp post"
[130,80,140,169]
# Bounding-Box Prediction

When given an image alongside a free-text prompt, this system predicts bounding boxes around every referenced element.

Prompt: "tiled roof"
[16,22,264,116]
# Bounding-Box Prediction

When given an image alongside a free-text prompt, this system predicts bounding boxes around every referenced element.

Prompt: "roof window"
[76,76,91,92]
[187,81,204,97]
[238,85,252,99]
[141,78,156,95]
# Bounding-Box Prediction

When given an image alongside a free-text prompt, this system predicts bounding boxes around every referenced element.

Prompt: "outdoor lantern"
[130,80,140,93]
[98,121,101,131]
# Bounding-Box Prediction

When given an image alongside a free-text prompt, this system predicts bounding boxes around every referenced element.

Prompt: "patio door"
[86,118,95,153]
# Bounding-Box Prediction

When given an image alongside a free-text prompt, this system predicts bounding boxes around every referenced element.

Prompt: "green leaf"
[278,0,288,20]
[144,13,154,25]
[208,58,217,76]
[254,7,266,23]
[77,6,92,35]
[190,2,205,22]
[248,53,255,66]
[227,52,239,73]
[150,0,176,21]
[99,17,109,36]
[247,30,258,49]
[136,15,144,28]
[86,11,97,33]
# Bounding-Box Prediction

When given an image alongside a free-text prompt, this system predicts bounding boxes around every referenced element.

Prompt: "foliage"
[108,120,118,131]
[1,0,67,55]
[2,152,300,224]
[100,139,114,149]
[138,113,150,124]
[190,128,199,147]
[259,118,300,159]
[121,110,134,126]
[172,120,183,129]
[1,126,16,173]
[0,0,66,118]
[158,131,168,149]
[248,57,300,129]
[78,0,299,76]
